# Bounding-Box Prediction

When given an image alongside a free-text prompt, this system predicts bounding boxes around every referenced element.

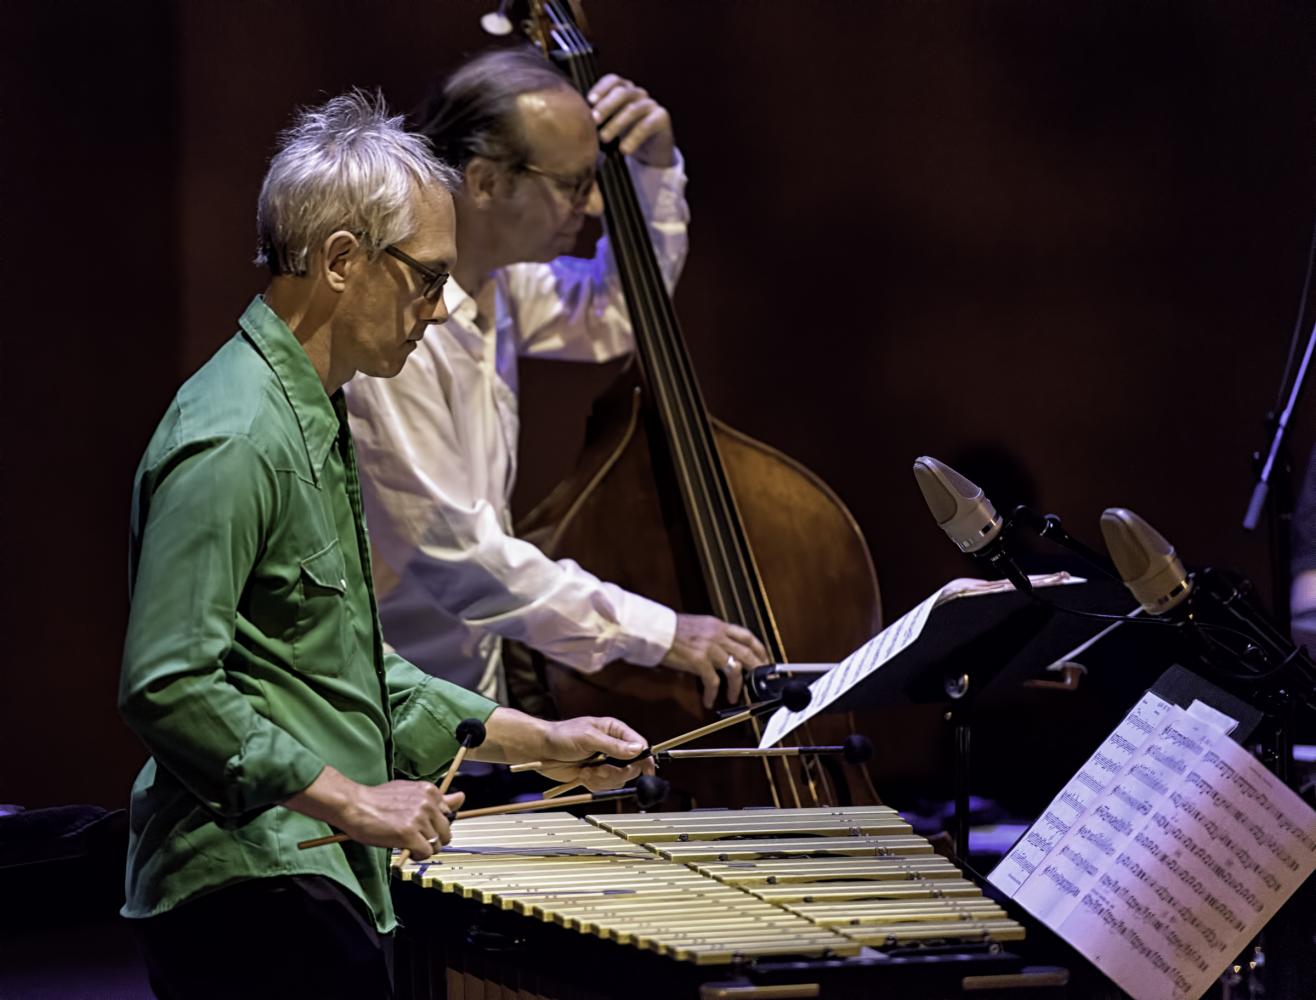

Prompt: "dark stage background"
[4,1,1313,815]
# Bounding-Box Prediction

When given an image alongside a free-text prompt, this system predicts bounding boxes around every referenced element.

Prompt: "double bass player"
[345,48,768,712]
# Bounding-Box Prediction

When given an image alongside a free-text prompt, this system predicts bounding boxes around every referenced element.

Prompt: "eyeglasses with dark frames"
[382,245,450,302]
[514,152,605,205]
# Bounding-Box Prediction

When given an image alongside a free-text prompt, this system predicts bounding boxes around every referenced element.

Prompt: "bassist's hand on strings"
[588,74,675,167]
[662,614,769,710]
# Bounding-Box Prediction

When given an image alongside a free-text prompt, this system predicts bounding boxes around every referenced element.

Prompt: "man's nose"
[421,295,449,324]
[580,180,604,218]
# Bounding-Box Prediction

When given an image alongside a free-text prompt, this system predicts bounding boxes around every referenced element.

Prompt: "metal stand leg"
[953,716,971,860]
[944,671,974,860]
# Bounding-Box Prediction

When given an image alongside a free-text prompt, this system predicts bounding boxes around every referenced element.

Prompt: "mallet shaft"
[392,743,471,869]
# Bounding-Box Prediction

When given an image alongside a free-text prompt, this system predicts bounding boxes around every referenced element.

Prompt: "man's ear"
[463,157,503,208]
[320,230,360,292]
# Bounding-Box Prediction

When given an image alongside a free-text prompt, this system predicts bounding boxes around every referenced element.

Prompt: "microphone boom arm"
[1008,506,1122,581]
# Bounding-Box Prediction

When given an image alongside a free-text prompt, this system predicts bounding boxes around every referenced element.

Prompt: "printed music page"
[1005,704,1316,1000]
[1013,705,1227,925]
[758,572,1082,749]
[990,690,1174,897]
[991,694,1242,899]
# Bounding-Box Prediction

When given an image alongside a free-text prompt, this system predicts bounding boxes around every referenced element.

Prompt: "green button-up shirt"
[119,296,496,932]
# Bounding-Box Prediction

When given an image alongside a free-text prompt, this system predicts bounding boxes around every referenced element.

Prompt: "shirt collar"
[443,275,479,324]
[439,275,492,359]
[238,295,340,481]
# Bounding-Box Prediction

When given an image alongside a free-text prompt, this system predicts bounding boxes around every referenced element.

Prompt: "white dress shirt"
[345,155,688,701]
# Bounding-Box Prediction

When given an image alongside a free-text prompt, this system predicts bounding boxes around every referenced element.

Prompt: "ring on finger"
[724,654,739,673]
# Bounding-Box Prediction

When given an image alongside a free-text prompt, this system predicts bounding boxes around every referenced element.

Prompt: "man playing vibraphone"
[118,91,651,1000]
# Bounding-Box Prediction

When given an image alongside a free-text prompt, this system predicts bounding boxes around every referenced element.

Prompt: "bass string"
[546,21,728,608]
[602,167,755,627]
[578,102,806,808]
[587,132,836,804]
[549,20,752,628]
[559,15,811,807]
[546,12,761,636]
[549,6,813,805]
[560,24,779,653]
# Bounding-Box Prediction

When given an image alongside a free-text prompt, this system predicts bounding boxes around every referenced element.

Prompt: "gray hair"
[256,89,460,276]
[414,47,574,172]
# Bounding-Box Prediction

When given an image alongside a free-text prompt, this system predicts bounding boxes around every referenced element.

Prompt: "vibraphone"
[392,806,1067,999]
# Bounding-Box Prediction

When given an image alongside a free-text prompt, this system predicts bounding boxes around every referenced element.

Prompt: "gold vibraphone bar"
[590,806,1025,950]
[392,806,1060,1000]
[396,811,859,964]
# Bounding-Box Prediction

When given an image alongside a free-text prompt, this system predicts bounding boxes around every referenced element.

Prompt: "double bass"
[512,0,883,809]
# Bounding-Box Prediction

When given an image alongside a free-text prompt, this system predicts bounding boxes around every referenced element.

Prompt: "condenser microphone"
[1099,508,1192,615]
[912,456,1031,592]
[913,456,1003,554]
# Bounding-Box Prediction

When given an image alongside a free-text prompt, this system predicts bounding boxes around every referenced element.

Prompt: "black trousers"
[132,875,394,1000]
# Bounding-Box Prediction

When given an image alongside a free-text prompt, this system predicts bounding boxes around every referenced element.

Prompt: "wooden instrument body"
[519,366,883,807]
[510,0,882,809]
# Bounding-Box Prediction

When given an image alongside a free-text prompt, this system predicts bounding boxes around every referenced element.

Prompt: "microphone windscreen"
[913,458,960,523]
[1099,508,1192,615]
[912,456,1003,554]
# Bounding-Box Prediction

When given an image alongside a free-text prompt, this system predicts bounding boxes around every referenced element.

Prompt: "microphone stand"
[1243,317,1316,633]
[1226,228,1315,1000]
[1184,566,1316,1000]
[1006,506,1123,581]
[947,482,1316,997]
[998,509,1316,743]
[1190,567,1316,786]
[942,507,1123,858]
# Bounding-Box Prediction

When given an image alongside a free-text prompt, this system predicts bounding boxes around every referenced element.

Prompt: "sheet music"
[991,697,1242,899]
[757,572,1083,749]
[1056,726,1316,1000]
[1000,703,1316,1000]
[1014,705,1228,926]
[989,690,1175,898]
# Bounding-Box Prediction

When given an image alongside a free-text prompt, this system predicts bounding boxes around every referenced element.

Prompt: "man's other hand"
[588,74,675,167]
[661,614,769,710]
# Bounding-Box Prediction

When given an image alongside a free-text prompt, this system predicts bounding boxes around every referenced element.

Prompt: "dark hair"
[413,47,575,171]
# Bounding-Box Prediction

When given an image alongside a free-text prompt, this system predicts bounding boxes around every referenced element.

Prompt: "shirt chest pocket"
[292,539,350,675]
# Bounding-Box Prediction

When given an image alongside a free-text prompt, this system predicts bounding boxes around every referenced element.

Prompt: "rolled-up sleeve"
[386,655,499,781]
[348,358,677,673]
[119,434,325,818]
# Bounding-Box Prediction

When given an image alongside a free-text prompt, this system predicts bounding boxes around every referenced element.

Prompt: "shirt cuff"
[391,675,500,781]
[628,148,688,223]
[609,588,678,667]
[225,726,327,819]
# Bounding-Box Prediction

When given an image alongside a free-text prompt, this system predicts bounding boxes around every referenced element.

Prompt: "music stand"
[829,577,1139,857]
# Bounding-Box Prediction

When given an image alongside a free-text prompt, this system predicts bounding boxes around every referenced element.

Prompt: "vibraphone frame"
[393,807,1069,999]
